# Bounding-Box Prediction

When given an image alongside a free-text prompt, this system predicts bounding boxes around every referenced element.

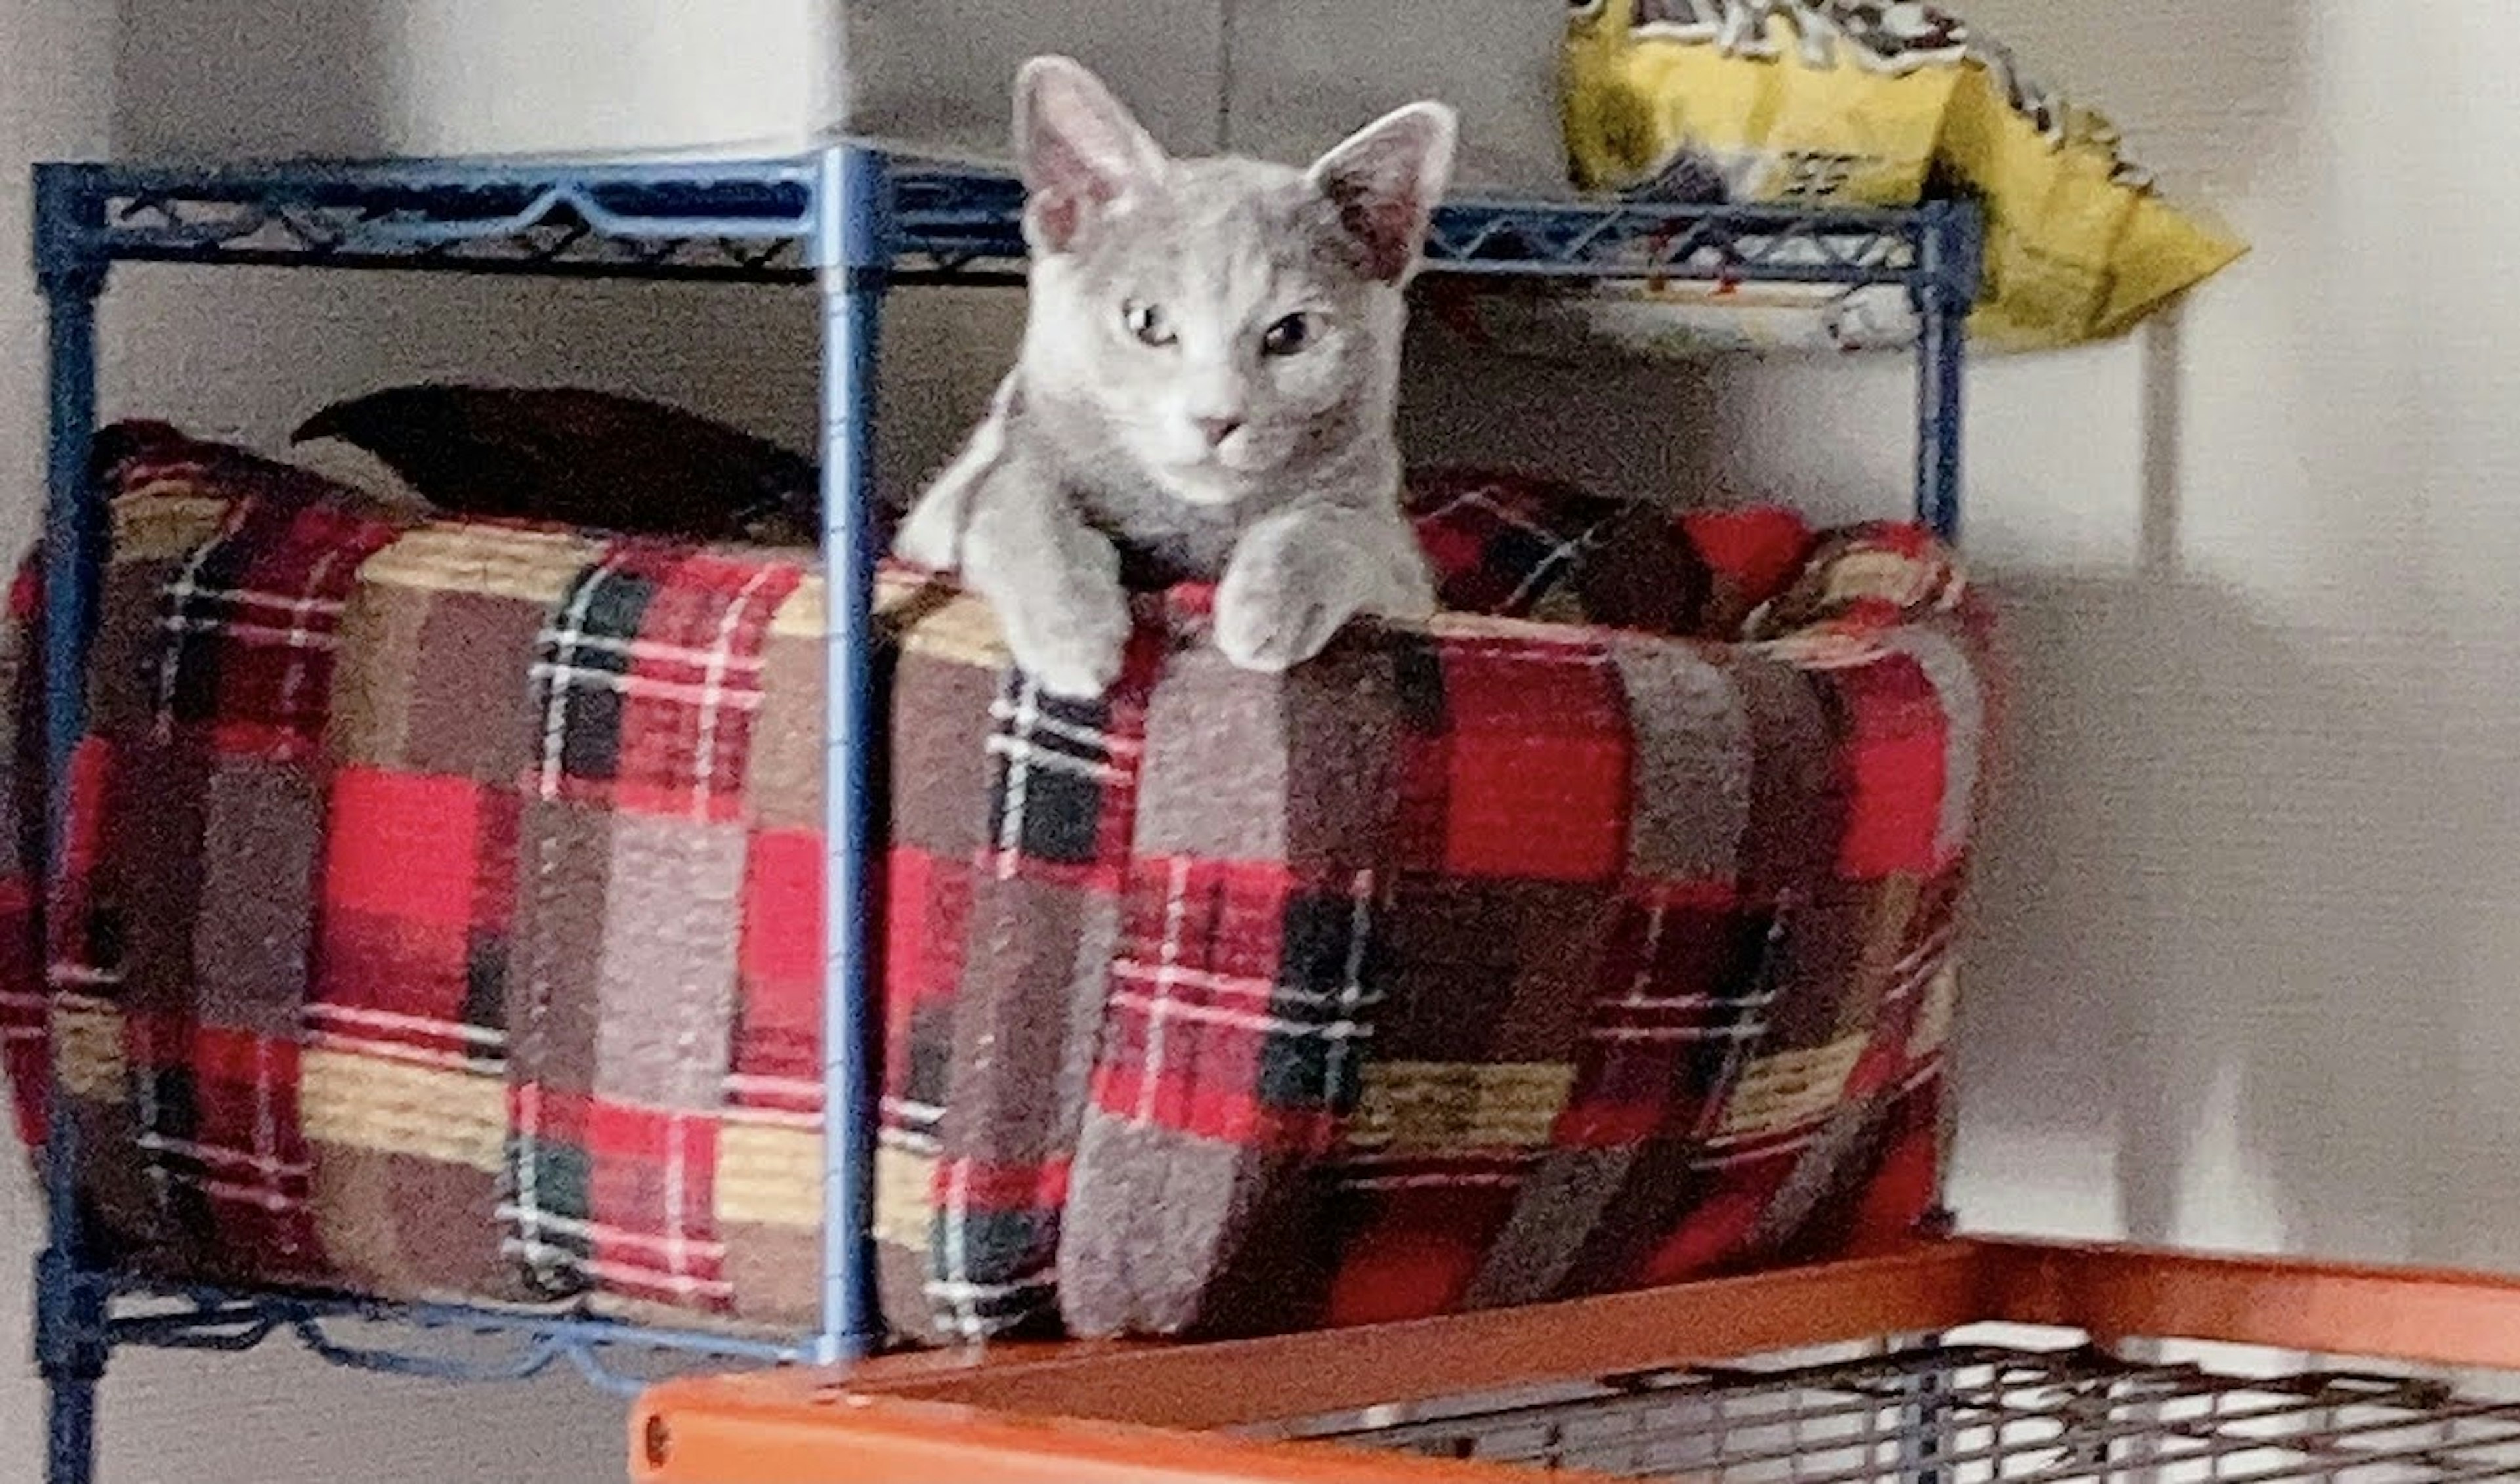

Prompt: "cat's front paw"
[1215,531,1369,675]
[999,580,1132,700]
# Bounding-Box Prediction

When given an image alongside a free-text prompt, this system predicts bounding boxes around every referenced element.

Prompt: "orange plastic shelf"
[633,1237,2520,1483]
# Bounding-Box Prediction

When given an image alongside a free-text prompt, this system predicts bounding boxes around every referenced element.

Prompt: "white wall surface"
[5,0,2516,1479]
[1725,0,2520,1272]
[114,0,841,158]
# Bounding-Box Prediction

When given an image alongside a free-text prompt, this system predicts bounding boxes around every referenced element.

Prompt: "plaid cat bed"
[3,430,1996,1345]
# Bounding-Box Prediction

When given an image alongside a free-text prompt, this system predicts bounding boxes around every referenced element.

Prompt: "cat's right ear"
[1014,55,1167,254]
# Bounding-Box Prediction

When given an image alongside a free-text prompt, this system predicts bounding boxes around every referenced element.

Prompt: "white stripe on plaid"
[524,669,768,718]
[1884,913,1958,1008]
[878,1124,941,1156]
[1107,961,1370,1008]
[525,630,768,672]
[984,692,1141,785]
[509,1081,554,1283]
[495,1226,734,1303]
[496,1109,728,1302]
[304,1002,505,1045]
[530,560,783,815]
[877,1095,944,1154]
[305,1002,505,1076]
[937,1154,981,1336]
[988,675,1045,881]
[1323,870,1377,1112]
[686,564,783,823]
[130,1037,175,1218]
[1345,1169,1525,1193]
[1105,990,1378,1041]
[532,564,620,806]
[927,1155,1057,1342]
[1432,481,1612,610]
[0,987,45,1046]
[276,545,349,729]
[304,1033,495,1076]
[1131,855,1195,1125]
[1587,897,1776,1046]
[1694,1125,1827,1170]
[721,1071,831,1117]
[123,1038,312,1223]
[925,1271,1059,1342]
[985,673,1138,880]
[923,1274,1057,1302]
[1608,992,1750,1011]
[1106,867,1384,1122]
[663,1105,696,1293]
[132,1132,309,1180]
[534,566,614,799]
[885,1095,945,1126]
[151,501,350,744]
[1589,1018,1771,1045]
[1337,1150,1528,1193]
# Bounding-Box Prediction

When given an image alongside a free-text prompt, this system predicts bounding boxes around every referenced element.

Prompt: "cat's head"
[1011,55,1457,508]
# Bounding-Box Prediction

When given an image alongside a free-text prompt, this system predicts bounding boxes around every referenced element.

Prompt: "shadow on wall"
[1399,322,1715,503]
[1959,564,2516,1267]
[1696,0,2344,1252]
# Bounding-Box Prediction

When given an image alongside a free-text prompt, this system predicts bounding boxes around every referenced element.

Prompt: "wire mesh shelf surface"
[1272,1330,2520,1483]
[101,1280,797,1396]
[625,1243,2520,1484]
[34,154,1969,294]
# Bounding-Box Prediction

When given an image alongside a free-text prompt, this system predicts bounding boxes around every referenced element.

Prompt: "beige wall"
[8,0,2514,1478]
[1730,0,2520,1270]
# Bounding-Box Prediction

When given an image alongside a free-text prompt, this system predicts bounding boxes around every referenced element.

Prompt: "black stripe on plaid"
[981,675,1135,868]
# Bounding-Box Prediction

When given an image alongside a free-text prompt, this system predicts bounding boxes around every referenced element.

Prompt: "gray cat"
[894,56,1456,698]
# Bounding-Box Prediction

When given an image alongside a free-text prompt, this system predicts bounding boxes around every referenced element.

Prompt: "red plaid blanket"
[3,432,1996,1344]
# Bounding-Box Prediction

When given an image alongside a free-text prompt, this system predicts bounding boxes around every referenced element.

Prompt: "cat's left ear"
[1307,102,1458,285]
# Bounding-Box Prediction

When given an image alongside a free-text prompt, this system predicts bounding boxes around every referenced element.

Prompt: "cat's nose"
[1194,415,1243,448]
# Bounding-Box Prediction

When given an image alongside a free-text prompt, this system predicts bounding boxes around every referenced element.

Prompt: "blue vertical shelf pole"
[812,144,891,1367]
[1899,196,1979,1484]
[1912,199,1981,545]
[32,163,111,1484]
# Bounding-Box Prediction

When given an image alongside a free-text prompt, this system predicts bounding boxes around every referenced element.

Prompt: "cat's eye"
[1261,312,1317,357]
[1124,300,1176,348]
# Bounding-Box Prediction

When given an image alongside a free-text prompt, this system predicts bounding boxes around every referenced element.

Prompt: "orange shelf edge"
[631,1235,2520,1484]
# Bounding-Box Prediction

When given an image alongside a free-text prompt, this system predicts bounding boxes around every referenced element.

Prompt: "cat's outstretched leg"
[898,391,1131,700]
[1214,501,1436,674]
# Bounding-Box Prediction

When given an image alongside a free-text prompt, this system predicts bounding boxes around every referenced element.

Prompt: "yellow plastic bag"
[1555,0,2245,351]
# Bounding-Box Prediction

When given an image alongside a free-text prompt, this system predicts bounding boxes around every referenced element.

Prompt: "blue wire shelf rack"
[24,145,1981,1484]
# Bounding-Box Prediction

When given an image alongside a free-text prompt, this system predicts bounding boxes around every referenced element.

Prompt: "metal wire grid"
[1276,1338,2520,1483]
[40,157,1948,291]
[24,147,1977,1484]
[100,1281,788,1396]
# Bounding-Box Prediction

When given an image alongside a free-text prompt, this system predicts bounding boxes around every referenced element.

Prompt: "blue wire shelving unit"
[25,146,1981,1484]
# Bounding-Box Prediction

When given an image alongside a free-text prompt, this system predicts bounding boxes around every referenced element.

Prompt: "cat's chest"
[1070,480,1247,589]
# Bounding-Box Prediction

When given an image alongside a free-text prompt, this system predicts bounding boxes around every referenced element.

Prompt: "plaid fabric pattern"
[1404,469,1633,619]
[5,426,1998,1347]
[1,563,44,1151]
[878,637,1158,1342]
[1,430,412,1286]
